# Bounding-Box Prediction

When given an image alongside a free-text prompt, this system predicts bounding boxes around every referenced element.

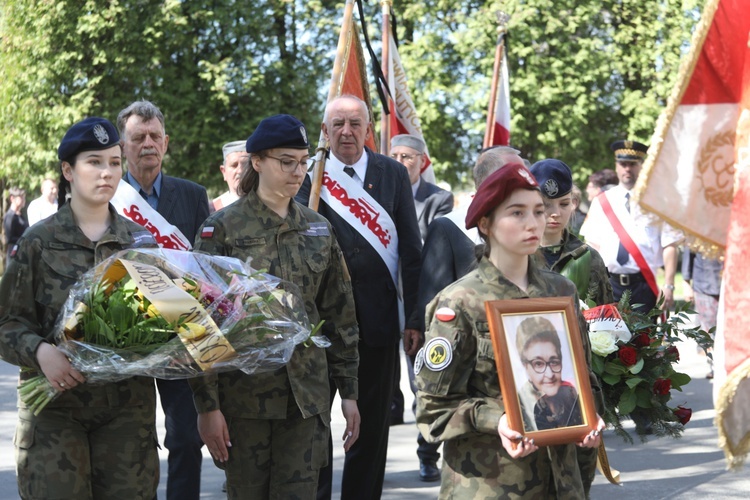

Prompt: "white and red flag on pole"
[483,14,511,149]
[634,0,750,469]
[385,19,436,184]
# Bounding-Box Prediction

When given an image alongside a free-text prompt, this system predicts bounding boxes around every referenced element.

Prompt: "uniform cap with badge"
[529,159,573,199]
[465,163,540,229]
[610,140,648,162]
[57,117,120,163]
[245,114,309,153]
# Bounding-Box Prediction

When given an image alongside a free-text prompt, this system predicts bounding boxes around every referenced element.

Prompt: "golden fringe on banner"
[715,357,750,470]
[635,0,725,259]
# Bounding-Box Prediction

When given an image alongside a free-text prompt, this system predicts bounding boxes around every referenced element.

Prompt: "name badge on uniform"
[301,222,330,237]
[132,230,157,247]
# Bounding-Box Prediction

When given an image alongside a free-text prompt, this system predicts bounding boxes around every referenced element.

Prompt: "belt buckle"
[619,274,630,286]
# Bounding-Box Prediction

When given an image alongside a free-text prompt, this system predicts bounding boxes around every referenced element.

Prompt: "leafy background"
[0,0,702,199]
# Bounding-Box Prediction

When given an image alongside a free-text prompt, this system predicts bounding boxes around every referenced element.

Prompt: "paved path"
[0,336,747,499]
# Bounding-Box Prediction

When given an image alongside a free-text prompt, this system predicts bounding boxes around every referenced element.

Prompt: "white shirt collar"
[411,177,421,198]
[328,149,369,187]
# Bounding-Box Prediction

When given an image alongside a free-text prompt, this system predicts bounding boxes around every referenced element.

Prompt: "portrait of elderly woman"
[514,315,583,432]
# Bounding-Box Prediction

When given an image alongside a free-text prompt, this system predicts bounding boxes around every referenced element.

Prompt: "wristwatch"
[664,284,676,290]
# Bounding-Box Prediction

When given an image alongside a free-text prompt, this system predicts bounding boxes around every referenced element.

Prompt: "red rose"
[618,346,638,366]
[633,333,651,348]
[666,345,680,361]
[674,406,692,425]
[653,378,672,395]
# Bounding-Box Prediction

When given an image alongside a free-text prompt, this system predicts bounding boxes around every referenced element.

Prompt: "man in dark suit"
[389,134,453,241]
[297,95,422,500]
[387,134,452,481]
[117,100,210,500]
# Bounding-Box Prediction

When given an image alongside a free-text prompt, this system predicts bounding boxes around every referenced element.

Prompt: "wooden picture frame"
[485,296,597,446]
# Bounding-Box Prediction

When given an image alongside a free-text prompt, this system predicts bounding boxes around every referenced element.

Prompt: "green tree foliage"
[0,0,703,198]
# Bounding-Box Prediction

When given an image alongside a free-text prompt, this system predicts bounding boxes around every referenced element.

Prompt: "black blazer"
[156,175,210,245]
[297,148,423,346]
[414,180,453,241]
[417,216,478,331]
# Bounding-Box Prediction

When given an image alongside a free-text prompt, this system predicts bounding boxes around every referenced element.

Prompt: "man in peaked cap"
[580,139,683,319]
[212,140,248,212]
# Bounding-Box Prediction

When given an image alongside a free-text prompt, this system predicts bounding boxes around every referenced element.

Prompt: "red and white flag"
[634,0,750,469]
[483,25,510,148]
[386,23,436,184]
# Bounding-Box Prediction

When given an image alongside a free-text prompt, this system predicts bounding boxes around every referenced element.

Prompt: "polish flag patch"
[201,227,215,238]
[435,307,456,322]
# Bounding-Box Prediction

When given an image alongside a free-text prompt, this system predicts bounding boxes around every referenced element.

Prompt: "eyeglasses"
[265,154,310,172]
[390,153,419,162]
[523,358,563,374]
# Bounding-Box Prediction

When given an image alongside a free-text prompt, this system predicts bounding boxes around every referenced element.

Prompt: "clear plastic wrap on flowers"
[45,248,324,382]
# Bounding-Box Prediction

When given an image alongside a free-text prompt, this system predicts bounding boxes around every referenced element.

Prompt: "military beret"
[222,140,247,162]
[529,159,573,199]
[611,140,648,161]
[246,114,309,153]
[465,163,539,229]
[57,117,119,162]
[390,134,425,154]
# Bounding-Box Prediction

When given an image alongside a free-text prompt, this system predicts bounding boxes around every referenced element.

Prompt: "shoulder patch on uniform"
[300,222,330,237]
[132,230,156,247]
[413,347,425,376]
[424,337,453,371]
[201,226,215,239]
[435,307,456,322]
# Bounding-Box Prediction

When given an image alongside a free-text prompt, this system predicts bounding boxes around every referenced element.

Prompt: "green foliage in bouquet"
[591,291,713,443]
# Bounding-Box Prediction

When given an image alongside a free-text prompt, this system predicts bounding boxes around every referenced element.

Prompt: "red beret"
[465,163,539,229]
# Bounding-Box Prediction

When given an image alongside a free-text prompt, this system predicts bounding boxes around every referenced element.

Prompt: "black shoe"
[419,461,441,482]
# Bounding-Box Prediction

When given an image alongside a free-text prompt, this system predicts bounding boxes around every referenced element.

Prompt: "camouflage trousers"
[14,405,159,500]
[219,404,330,500]
[439,434,584,499]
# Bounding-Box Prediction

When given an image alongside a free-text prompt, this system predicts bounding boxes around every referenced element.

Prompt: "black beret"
[466,163,539,229]
[246,114,309,153]
[58,117,120,162]
[529,159,573,199]
[611,140,648,161]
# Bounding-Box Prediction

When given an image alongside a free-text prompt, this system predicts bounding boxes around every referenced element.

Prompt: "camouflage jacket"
[191,190,359,419]
[0,203,158,408]
[538,229,614,306]
[416,256,599,499]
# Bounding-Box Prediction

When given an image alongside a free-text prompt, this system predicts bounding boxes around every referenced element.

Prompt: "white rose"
[589,330,619,357]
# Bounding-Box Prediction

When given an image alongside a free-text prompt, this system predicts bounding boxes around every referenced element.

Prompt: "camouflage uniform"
[416,256,601,499]
[539,229,612,496]
[191,190,359,499]
[0,203,159,500]
[539,229,614,306]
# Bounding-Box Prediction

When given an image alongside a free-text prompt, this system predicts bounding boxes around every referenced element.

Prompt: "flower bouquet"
[19,248,324,414]
[583,291,713,443]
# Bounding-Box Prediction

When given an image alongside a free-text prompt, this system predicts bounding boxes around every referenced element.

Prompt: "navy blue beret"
[58,117,120,162]
[529,159,573,199]
[246,114,309,153]
[611,139,648,161]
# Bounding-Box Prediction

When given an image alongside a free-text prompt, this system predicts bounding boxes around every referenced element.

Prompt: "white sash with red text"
[111,179,192,250]
[317,168,399,288]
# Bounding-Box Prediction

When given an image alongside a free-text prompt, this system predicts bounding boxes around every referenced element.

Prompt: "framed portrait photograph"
[485,296,597,446]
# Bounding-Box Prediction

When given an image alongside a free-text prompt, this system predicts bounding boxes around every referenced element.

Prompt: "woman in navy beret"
[0,117,159,499]
[191,114,360,498]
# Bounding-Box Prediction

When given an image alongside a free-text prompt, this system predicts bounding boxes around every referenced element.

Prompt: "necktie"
[616,193,631,265]
[344,166,355,178]
[139,189,149,201]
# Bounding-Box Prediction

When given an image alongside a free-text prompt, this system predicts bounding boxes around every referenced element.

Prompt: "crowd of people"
[0,97,717,499]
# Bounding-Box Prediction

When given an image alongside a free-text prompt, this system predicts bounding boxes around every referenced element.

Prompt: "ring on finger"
[59,382,66,387]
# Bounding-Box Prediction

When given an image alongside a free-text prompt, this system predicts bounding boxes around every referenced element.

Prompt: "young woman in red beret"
[415,163,604,499]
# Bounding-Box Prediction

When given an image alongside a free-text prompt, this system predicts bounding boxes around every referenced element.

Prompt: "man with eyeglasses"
[212,140,248,212]
[390,135,453,241]
[388,134,452,482]
[297,95,422,500]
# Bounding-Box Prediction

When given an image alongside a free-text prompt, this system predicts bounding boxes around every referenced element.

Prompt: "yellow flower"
[178,323,207,341]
